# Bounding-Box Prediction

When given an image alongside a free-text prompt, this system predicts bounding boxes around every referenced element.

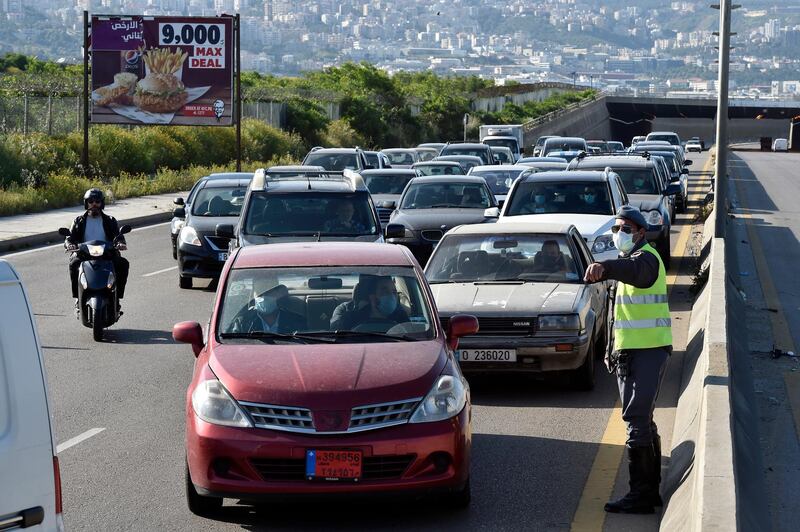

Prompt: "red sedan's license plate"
[306,449,362,481]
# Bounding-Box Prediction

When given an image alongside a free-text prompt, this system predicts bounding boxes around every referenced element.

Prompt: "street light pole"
[463,113,469,142]
[712,0,737,238]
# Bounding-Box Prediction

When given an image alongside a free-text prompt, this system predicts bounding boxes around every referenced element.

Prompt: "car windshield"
[427,234,581,283]
[363,152,379,167]
[415,149,438,162]
[470,169,524,195]
[491,150,513,164]
[607,142,624,151]
[648,135,679,145]
[505,181,613,216]
[363,173,415,195]
[651,153,679,175]
[441,147,489,164]
[414,164,464,176]
[191,187,246,217]
[303,152,359,171]
[383,151,415,165]
[544,151,580,162]
[614,168,660,194]
[545,139,585,152]
[218,266,434,340]
[244,192,378,236]
[401,182,492,209]
[484,138,518,151]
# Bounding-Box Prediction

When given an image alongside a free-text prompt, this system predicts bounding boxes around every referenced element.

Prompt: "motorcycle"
[59,225,131,341]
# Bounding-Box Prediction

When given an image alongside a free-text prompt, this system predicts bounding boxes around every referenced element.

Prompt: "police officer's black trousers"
[69,254,129,299]
[616,346,670,448]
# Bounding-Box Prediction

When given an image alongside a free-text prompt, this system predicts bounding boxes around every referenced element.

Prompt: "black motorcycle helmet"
[83,188,105,210]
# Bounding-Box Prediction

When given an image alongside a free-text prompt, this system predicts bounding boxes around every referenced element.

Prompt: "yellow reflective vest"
[613,243,673,350]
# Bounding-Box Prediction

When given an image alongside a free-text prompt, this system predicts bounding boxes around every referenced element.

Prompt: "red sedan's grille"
[250,455,416,482]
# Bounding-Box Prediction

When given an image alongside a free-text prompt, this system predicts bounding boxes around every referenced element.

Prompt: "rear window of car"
[414,164,464,176]
[614,168,660,195]
[469,169,525,195]
[363,173,415,195]
[217,266,434,340]
[383,151,416,165]
[505,181,613,216]
[401,182,492,209]
[440,146,490,164]
[191,186,246,217]
[426,233,581,283]
[244,191,378,236]
[484,138,518,151]
[303,152,359,171]
[544,139,586,153]
[647,134,679,146]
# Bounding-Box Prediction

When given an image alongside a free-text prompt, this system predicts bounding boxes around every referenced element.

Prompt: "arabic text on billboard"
[91,15,234,126]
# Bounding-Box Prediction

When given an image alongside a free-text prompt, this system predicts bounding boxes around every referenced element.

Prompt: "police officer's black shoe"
[604,446,656,514]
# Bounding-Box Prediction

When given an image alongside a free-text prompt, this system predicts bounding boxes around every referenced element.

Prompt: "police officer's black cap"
[615,205,649,230]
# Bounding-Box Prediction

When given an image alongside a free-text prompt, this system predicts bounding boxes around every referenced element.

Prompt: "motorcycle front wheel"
[92,308,104,341]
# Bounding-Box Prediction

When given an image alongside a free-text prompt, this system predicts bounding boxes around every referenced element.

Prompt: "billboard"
[90,15,234,126]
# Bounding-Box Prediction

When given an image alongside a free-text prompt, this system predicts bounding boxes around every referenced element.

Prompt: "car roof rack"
[251,168,364,191]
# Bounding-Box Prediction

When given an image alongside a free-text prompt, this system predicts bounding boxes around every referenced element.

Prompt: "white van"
[773,138,789,152]
[0,260,63,531]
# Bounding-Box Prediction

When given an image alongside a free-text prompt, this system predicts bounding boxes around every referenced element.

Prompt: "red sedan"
[174,242,478,516]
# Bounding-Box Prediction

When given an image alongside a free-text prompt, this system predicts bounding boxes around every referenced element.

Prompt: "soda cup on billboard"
[120,50,143,78]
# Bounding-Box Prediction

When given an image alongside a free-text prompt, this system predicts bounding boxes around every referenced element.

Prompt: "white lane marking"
[1,221,171,258]
[142,265,178,277]
[56,427,105,454]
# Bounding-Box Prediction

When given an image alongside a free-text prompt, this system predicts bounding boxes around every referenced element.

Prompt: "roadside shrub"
[88,126,152,176]
[191,126,236,167]
[0,137,24,186]
[285,97,330,147]
[139,127,187,170]
[242,119,304,162]
[321,119,367,148]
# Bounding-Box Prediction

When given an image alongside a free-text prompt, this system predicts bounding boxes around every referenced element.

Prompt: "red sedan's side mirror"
[173,321,204,357]
[446,314,479,351]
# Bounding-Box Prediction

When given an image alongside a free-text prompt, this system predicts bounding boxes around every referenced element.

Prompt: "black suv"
[439,142,497,166]
[567,154,680,268]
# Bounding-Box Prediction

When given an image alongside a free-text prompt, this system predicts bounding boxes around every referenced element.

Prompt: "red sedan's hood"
[209,341,446,411]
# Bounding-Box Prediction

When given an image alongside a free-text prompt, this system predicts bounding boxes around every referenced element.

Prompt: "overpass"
[522,95,800,149]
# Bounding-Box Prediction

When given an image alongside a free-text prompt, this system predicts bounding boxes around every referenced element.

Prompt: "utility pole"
[463,113,469,142]
[711,0,739,238]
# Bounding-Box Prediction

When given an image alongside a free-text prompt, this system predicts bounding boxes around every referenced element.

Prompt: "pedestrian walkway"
[0,191,188,253]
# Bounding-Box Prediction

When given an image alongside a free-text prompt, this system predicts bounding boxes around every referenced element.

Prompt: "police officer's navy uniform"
[593,206,673,514]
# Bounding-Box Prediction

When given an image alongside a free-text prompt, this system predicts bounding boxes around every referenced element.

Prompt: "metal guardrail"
[521,95,604,132]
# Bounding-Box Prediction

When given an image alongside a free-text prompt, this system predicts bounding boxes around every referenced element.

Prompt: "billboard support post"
[235,13,241,172]
[82,10,90,174]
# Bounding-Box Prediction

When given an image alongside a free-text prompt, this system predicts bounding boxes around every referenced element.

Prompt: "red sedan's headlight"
[409,375,468,424]
[191,374,253,428]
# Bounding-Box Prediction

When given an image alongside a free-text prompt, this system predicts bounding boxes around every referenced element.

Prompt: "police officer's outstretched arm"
[585,249,659,289]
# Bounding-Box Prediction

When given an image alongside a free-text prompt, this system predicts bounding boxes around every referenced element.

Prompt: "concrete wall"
[651,118,791,145]
[522,97,612,151]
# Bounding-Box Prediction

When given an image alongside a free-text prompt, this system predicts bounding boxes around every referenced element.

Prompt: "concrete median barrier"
[660,212,768,529]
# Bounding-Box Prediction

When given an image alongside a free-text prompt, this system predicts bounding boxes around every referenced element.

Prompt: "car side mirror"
[682,167,689,174]
[216,224,235,238]
[483,207,500,218]
[173,321,204,357]
[684,160,693,166]
[174,197,185,206]
[379,200,396,210]
[173,207,186,219]
[446,314,479,351]
[385,223,406,239]
[58,227,71,237]
[663,183,681,196]
[119,224,132,235]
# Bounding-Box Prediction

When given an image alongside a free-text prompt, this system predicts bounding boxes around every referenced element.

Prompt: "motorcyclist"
[65,189,129,312]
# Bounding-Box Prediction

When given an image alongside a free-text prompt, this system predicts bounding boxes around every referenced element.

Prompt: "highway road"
[2,153,712,531]
[727,149,800,532]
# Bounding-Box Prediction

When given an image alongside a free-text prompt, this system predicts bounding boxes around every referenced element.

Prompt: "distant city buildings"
[0,0,799,98]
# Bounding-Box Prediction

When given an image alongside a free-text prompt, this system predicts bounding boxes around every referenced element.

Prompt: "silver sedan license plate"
[457,349,517,362]
[218,252,228,262]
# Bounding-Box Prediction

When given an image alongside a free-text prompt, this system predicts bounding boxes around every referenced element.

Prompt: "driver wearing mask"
[331,276,408,331]
[229,284,306,334]
[522,190,552,214]
[583,187,604,213]
[65,188,129,313]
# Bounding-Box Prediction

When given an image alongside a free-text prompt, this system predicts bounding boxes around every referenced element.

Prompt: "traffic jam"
[165,131,692,516]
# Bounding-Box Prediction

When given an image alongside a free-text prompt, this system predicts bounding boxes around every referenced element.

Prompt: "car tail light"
[53,456,63,515]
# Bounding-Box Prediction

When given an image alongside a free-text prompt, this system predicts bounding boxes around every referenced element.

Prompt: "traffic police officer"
[584,205,672,515]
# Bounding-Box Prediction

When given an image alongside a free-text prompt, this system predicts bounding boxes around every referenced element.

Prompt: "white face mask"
[613,231,635,253]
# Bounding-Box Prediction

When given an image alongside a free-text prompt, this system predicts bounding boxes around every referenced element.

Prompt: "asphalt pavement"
[0,154,712,531]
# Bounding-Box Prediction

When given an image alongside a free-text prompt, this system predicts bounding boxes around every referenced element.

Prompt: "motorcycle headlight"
[191,379,252,428]
[592,234,616,254]
[79,271,88,289]
[538,314,581,332]
[410,374,468,424]
[647,210,663,226]
[179,226,201,246]
[171,218,185,235]
[86,244,105,257]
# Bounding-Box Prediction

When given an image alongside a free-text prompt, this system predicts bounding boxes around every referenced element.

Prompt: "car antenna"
[307,175,312,190]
